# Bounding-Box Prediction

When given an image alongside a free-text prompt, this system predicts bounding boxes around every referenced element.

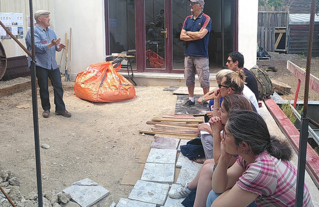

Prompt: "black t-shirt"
[243,68,259,101]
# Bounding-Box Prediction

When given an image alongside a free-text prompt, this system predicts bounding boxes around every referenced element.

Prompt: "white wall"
[238,0,258,69]
[0,0,54,58]
[54,0,105,80]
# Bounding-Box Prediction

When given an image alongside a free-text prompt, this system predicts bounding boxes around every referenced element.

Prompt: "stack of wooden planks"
[139,114,204,140]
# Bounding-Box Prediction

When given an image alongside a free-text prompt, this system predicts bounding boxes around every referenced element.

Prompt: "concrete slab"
[150,136,180,150]
[176,153,201,168]
[177,139,188,152]
[141,163,175,183]
[116,198,156,207]
[63,178,109,207]
[146,148,177,164]
[128,180,169,206]
[163,184,184,207]
[176,161,202,185]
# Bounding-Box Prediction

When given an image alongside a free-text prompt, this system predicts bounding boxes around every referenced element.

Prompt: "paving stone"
[176,161,202,185]
[177,140,188,152]
[63,178,109,207]
[128,180,169,206]
[141,163,175,183]
[150,136,180,150]
[146,148,177,164]
[176,153,194,168]
[116,198,156,207]
[163,184,184,207]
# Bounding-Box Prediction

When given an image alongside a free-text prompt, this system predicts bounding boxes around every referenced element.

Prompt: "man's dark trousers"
[36,66,65,111]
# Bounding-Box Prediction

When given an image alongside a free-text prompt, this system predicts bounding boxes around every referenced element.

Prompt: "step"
[119,72,217,87]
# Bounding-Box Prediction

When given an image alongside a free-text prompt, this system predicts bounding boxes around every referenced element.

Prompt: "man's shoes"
[55,110,71,118]
[168,183,192,199]
[42,110,50,118]
[183,100,195,107]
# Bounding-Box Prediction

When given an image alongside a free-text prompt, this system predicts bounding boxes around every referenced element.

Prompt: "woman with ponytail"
[207,110,313,207]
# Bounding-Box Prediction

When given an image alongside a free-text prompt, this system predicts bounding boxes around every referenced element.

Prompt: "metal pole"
[295,0,316,205]
[28,0,43,206]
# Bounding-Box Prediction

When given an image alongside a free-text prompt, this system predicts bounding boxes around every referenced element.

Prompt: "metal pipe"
[28,1,43,207]
[0,21,32,57]
[309,118,319,129]
[0,186,16,207]
[295,0,316,205]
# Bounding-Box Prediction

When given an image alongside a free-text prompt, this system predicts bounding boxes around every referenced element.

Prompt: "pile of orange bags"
[74,62,136,102]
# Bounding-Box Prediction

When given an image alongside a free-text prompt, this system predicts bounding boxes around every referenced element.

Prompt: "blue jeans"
[36,66,65,111]
[206,190,257,207]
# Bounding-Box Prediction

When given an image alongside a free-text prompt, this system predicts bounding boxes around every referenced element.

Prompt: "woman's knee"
[206,190,221,207]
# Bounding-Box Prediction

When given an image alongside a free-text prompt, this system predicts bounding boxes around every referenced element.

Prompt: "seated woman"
[207,110,313,207]
[200,70,258,160]
[169,94,253,207]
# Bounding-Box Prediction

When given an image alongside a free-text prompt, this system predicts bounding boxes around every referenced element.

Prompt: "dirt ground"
[257,52,319,101]
[0,52,319,206]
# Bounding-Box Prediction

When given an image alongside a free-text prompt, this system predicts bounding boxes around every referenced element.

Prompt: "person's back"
[243,68,259,101]
[237,151,313,206]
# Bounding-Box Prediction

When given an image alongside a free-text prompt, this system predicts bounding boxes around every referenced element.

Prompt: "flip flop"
[194,157,206,164]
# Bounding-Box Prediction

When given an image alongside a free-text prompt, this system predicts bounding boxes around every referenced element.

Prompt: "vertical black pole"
[295,0,316,206]
[28,0,43,206]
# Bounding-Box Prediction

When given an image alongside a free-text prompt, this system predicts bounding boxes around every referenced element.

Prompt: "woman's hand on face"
[220,138,233,161]
[209,116,224,133]
[214,88,221,99]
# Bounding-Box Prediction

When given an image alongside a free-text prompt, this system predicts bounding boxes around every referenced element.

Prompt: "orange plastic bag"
[146,49,165,68]
[74,62,136,102]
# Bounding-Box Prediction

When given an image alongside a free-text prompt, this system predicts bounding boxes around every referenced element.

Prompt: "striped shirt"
[236,151,313,207]
[25,24,59,70]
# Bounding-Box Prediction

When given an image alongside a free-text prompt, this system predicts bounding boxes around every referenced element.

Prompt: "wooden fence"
[258,10,289,52]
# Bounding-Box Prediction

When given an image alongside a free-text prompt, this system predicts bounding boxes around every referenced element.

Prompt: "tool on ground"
[64,33,70,81]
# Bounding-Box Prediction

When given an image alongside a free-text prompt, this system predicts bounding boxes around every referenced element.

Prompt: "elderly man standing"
[180,0,212,107]
[26,10,71,118]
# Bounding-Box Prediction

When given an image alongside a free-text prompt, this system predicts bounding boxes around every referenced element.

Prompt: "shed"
[288,14,319,56]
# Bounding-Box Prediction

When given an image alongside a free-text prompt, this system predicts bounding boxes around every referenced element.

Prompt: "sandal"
[194,157,206,164]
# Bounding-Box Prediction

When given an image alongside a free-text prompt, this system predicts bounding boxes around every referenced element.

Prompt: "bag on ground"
[74,62,136,102]
[250,67,274,100]
[180,138,205,161]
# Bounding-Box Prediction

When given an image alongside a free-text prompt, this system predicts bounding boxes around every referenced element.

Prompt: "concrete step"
[119,72,217,87]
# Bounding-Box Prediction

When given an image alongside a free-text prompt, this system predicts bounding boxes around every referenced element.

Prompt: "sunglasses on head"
[218,83,229,88]
[190,2,200,5]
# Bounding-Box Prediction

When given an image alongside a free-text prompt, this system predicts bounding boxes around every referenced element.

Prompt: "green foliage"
[281,103,303,124]
[259,0,283,8]
[299,52,306,58]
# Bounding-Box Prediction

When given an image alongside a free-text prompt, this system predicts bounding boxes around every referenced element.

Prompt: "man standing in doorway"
[180,0,212,107]
[226,51,259,101]
[26,10,71,118]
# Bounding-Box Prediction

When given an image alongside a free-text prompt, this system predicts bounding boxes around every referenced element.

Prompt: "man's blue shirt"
[26,24,59,70]
[183,12,212,58]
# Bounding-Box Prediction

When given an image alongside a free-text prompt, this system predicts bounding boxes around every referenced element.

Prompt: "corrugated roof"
[289,13,319,25]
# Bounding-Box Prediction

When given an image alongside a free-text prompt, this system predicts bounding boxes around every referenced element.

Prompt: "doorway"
[106,0,237,73]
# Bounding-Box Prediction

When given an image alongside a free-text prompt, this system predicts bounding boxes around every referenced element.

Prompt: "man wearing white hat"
[26,10,71,118]
[180,0,212,108]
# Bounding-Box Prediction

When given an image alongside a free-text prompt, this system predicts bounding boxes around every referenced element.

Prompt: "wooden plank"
[146,121,198,128]
[152,117,204,123]
[139,130,198,139]
[162,114,195,119]
[0,81,31,98]
[155,134,194,140]
[154,124,200,131]
[173,87,207,95]
[287,61,319,94]
[272,80,291,95]
[151,128,199,135]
